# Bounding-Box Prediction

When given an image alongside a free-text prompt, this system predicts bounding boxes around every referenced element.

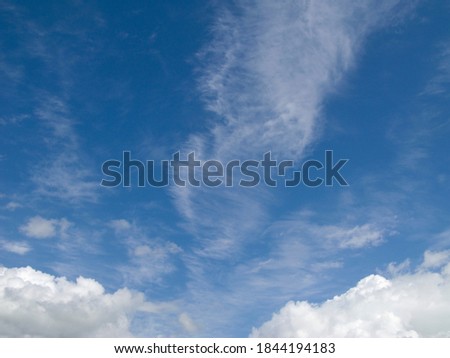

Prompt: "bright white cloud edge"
[252,250,450,338]
[0,266,173,337]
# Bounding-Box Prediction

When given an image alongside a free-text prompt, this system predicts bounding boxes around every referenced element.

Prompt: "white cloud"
[35,96,77,144]
[122,241,182,284]
[132,242,181,260]
[178,313,198,334]
[197,0,408,160]
[323,223,385,249]
[421,250,450,269]
[109,219,132,232]
[0,241,31,255]
[168,0,415,335]
[58,218,72,239]
[436,229,450,247]
[33,152,98,202]
[386,259,411,276]
[20,216,57,238]
[19,216,71,239]
[267,218,386,251]
[5,201,22,211]
[252,251,450,337]
[422,43,450,96]
[0,266,157,337]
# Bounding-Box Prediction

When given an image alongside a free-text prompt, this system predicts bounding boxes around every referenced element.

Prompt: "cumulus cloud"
[20,216,57,238]
[0,266,155,337]
[109,219,132,232]
[251,251,450,337]
[19,216,71,239]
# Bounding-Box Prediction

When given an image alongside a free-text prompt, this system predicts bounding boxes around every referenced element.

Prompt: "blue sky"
[1,0,450,337]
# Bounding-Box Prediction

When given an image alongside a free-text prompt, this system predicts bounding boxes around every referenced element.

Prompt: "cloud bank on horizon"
[1,0,450,337]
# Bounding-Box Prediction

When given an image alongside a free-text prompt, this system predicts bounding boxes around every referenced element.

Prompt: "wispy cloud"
[0,3,102,203]
[108,219,183,285]
[307,222,385,249]
[108,219,132,232]
[31,96,99,202]
[19,216,71,239]
[0,240,31,255]
[166,0,414,335]
[171,208,395,336]
[173,0,412,252]
[0,0,429,338]
[5,201,22,211]
[197,0,409,159]
[422,43,450,97]
[32,152,99,203]
[121,241,182,284]
[421,249,450,270]
[34,96,79,146]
